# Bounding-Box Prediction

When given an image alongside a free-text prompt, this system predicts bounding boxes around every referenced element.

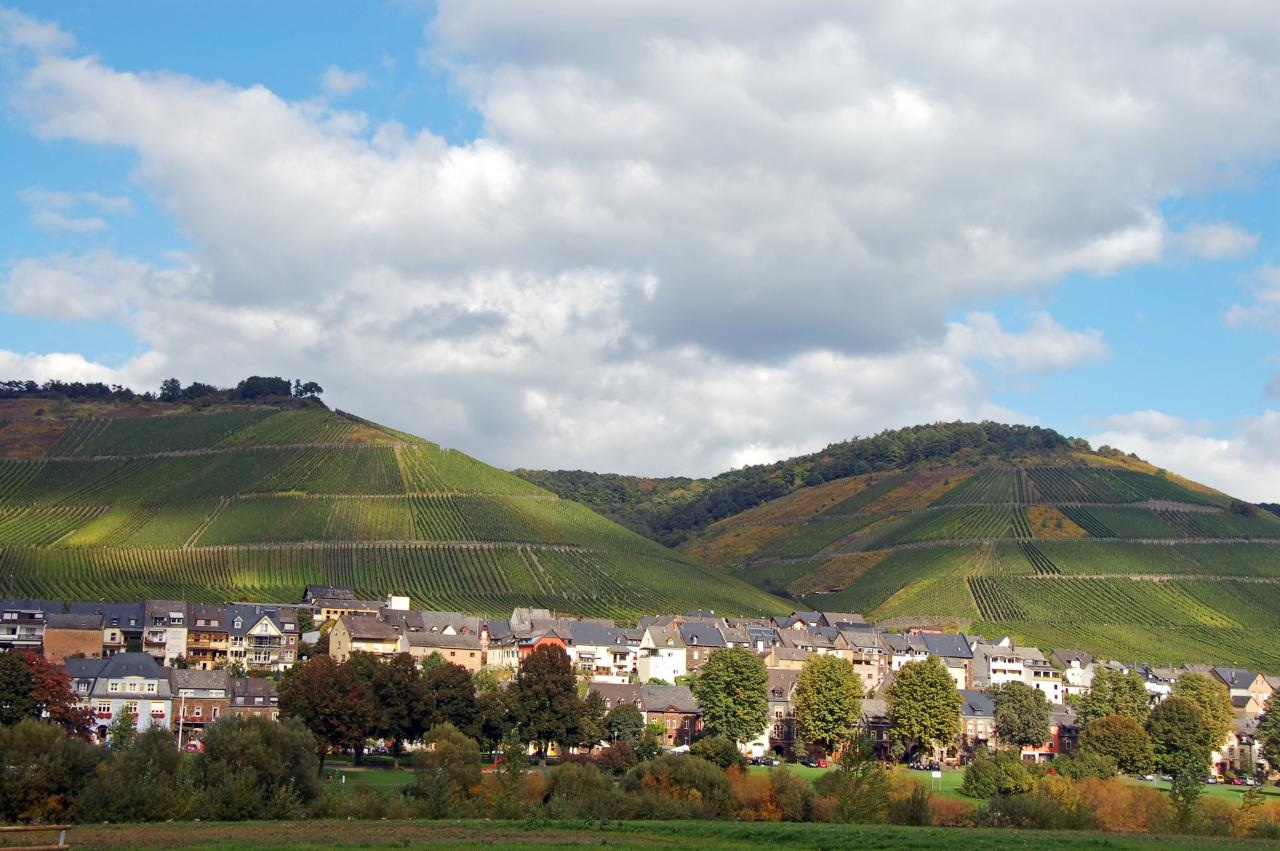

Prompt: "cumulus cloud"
[319,64,368,97]
[1224,266,1280,331]
[945,312,1108,374]
[0,349,123,384]
[1,4,1279,473]
[1089,410,1280,503]
[1177,221,1259,259]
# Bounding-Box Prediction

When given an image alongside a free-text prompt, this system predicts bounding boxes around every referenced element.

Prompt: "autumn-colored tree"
[278,654,374,771]
[886,656,961,755]
[0,651,91,736]
[793,654,862,755]
[1079,713,1156,775]
[1171,672,1233,752]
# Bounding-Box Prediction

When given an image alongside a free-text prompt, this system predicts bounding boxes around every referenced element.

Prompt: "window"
[211,707,220,719]
[193,706,202,717]
[97,702,110,714]
[146,683,157,693]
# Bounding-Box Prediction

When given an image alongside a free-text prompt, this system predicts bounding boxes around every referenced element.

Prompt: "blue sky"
[2,2,1280,497]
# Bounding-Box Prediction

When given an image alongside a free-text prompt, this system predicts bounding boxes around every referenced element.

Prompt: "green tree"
[1171,672,1233,752]
[411,722,482,818]
[0,720,104,823]
[424,661,479,738]
[1078,713,1155,775]
[510,645,584,762]
[158,377,182,402]
[813,733,890,823]
[372,653,429,766]
[474,689,513,751]
[106,708,137,750]
[580,689,607,747]
[1258,695,1280,768]
[793,654,863,755]
[0,651,89,734]
[196,715,321,820]
[1077,668,1149,724]
[886,657,961,755]
[1146,695,1213,777]
[605,703,645,745]
[989,681,1051,749]
[691,647,768,745]
[277,655,374,771]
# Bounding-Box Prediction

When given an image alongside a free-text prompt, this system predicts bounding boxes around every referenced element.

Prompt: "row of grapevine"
[1017,541,1061,575]
[1108,469,1225,507]
[325,498,413,541]
[0,461,42,501]
[817,473,911,515]
[0,506,105,546]
[218,409,355,447]
[398,445,451,492]
[968,576,1027,620]
[69,409,276,457]
[45,418,109,456]
[1058,507,1116,537]
[930,469,1018,506]
[1038,541,1280,577]
[1025,467,1128,504]
[896,505,1027,543]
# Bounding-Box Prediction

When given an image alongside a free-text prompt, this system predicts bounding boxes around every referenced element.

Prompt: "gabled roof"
[45,612,102,631]
[820,612,866,628]
[171,668,230,693]
[644,623,685,648]
[959,689,995,718]
[678,622,726,648]
[1213,667,1261,689]
[227,603,298,636]
[339,615,399,641]
[188,604,229,631]
[0,598,62,614]
[406,631,482,651]
[587,682,641,708]
[570,621,629,647]
[230,676,278,705]
[303,584,354,602]
[69,602,144,628]
[923,633,973,660]
[1050,649,1094,669]
[640,684,699,714]
[767,668,800,699]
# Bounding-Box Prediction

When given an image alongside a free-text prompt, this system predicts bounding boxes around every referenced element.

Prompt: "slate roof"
[227,603,298,636]
[1213,667,1261,689]
[570,621,630,647]
[69,602,144,631]
[230,676,278,707]
[406,631,482,651]
[340,615,399,641]
[959,689,995,718]
[188,604,229,631]
[820,612,866,627]
[170,668,230,693]
[1050,649,1094,669]
[679,622,727,648]
[45,612,102,631]
[640,685,699,714]
[923,633,972,660]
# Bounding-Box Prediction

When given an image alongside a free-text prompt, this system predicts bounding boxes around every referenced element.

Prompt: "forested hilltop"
[517,422,1083,547]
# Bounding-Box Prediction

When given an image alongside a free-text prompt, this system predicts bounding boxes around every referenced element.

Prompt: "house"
[922,633,973,690]
[42,612,104,663]
[229,677,279,721]
[638,685,701,746]
[400,631,484,671]
[587,683,703,746]
[958,689,996,759]
[884,633,929,671]
[637,623,687,683]
[761,645,810,671]
[1020,647,1064,703]
[678,622,727,673]
[820,612,866,628]
[1217,716,1263,777]
[765,668,801,757]
[567,621,636,681]
[1050,649,1095,698]
[227,604,299,672]
[861,698,893,759]
[186,604,230,670]
[971,639,1024,689]
[143,600,188,666]
[774,612,824,631]
[329,615,400,662]
[66,652,173,741]
[0,599,59,652]
[1212,668,1274,707]
[1020,705,1080,764]
[69,602,145,654]
[839,624,889,693]
[170,668,230,748]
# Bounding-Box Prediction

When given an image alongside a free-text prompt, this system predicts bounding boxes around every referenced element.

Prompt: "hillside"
[0,397,786,619]
[524,423,1280,670]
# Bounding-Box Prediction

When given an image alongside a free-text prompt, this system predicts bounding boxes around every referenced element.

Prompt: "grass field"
[66,818,1275,850]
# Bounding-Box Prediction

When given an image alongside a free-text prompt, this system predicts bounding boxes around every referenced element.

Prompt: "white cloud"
[19,187,132,233]
[1224,266,1280,331]
[1177,221,1259,259]
[320,64,368,97]
[1089,410,1280,503]
[0,349,122,384]
[2,5,1280,473]
[945,312,1108,374]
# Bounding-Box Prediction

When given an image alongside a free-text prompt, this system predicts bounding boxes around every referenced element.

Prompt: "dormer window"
[233,617,243,630]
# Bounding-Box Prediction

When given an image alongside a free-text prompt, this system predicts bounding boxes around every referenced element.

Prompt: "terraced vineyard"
[677,445,1280,669]
[0,399,785,619]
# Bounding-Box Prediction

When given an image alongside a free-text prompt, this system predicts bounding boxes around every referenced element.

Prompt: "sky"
[1,3,1280,498]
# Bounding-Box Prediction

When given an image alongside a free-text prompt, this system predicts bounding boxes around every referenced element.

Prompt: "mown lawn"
[68,819,1279,850]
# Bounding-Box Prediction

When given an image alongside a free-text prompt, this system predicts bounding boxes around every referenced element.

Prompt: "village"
[1,586,1273,782]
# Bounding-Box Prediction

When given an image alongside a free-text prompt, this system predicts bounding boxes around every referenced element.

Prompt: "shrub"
[621,755,733,818]
[928,795,977,827]
[542,762,622,819]
[813,736,890,823]
[690,735,747,770]
[1054,749,1117,781]
[1075,777,1173,833]
[196,716,321,821]
[410,723,483,818]
[888,777,932,826]
[978,775,1095,831]
[727,767,780,821]
[78,725,196,822]
[960,750,1035,798]
[769,767,813,822]
[0,719,104,823]
[593,741,638,774]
